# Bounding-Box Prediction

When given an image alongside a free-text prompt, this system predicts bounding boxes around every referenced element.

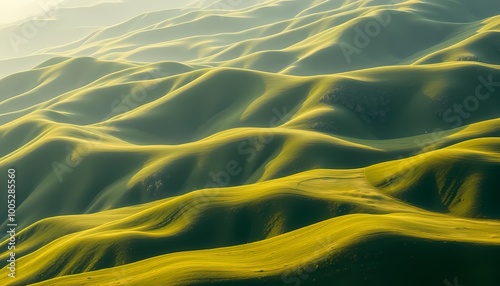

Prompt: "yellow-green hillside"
[2,168,500,285]
[1,0,500,285]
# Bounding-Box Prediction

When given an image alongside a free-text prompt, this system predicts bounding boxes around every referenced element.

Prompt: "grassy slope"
[365,137,500,218]
[4,0,499,77]
[3,60,500,231]
[29,216,500,286]
[1,169,500,285]
[1,0,500,285]
[34,0,500,76]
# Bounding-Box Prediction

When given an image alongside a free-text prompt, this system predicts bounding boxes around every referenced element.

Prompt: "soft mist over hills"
[1,0,500,285]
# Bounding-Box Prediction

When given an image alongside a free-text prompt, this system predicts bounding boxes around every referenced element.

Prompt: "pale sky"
[0,0,116,25]
[0,0,42,25]
[0,0,213,26]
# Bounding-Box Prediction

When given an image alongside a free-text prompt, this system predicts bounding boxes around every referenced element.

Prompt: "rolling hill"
[1,0,500,285]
